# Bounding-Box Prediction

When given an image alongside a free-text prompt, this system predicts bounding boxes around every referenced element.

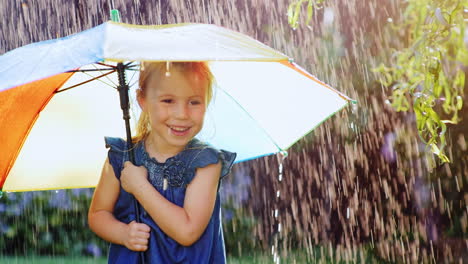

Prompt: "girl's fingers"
[137,231,151,239]
[137,223,151,232]
[134,237,148,245]
[130,244,147,252]
[135,244,148,252]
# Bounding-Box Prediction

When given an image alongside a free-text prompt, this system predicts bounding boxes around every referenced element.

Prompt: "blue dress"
[104,137,236,264]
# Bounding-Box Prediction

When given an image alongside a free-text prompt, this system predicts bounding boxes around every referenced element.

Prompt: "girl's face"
[138,69,207,154]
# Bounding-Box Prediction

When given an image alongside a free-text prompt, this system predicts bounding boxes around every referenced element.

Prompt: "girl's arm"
[121,161,221,246]
[88,158,151,251]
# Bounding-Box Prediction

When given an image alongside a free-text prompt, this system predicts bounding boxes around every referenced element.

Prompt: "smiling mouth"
[169,126,191,136]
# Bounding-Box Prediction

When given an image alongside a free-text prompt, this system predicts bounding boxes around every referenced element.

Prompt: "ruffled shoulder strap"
[183,139,236,185]
[104,137,128,179]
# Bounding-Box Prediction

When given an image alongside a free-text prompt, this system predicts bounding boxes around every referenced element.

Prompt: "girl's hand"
[124,221,151,251]
[121,161,149,195]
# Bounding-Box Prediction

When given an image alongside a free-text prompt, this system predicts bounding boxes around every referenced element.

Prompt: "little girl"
[88,61,236,263]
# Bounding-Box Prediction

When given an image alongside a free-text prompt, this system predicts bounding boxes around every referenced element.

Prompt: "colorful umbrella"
[0,21,352,193]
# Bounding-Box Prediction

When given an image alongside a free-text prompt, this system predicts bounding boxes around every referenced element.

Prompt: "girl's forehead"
[147,69,207,96]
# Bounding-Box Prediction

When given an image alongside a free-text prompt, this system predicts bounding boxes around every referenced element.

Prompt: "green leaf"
[306,1,314,25]
[287,2,296,26]
[292,1,303,29]
[456,95,463,110]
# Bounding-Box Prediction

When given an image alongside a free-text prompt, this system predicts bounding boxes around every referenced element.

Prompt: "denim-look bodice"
[104,137,236,264]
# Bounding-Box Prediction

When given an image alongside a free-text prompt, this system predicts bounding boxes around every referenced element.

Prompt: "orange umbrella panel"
[0,72,74,190]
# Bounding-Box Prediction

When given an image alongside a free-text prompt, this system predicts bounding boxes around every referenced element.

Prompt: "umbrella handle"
[116,62,145,264]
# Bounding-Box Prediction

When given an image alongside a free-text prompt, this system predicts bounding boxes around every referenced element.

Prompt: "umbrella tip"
[110,9,121,22]
[280,150,288,158]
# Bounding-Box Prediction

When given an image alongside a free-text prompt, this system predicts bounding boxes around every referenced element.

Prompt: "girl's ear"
[136,89,146,111]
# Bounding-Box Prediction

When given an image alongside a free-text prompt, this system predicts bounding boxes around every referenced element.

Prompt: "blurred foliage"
[0,190,106,257]
[0,188,260,258]
[289,0,467,164]
[372,0,467,164]
[287,0,326,29]
[222,200,261,257]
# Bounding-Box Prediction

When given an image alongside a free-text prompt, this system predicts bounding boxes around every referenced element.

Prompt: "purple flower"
[48,190,71,210]
[223,209,234,221]
[381,132,397,163]
[0,223,9,234]
[71,188,93,198]
[6,205,21,216]
[85,243,102,257]
[221,166,251,208]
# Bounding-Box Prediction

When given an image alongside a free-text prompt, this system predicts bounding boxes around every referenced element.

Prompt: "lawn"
[0,255,274,264]
[0,256,107,264]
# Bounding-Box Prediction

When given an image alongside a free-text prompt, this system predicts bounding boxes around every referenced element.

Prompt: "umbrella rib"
[66,68,115,72]
[81,70,118,89]
[97,62,117,68]
[127,65,139,88]
[216,87,285,154]
[55,70,117,93]
[91,63,118,87]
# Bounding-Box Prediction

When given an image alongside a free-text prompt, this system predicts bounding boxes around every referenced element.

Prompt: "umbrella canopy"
[0,21,352,192]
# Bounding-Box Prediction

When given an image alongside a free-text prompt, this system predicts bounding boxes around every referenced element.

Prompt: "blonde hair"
[133,61,214,143]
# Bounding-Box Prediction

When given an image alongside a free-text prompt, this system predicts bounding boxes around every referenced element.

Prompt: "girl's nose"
[173,103,189,119]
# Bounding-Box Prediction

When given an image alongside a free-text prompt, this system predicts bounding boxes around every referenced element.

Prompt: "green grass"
[0,255,272,264]
[0,256,107,264]
[0,248,382,263]
[0,256,273,264]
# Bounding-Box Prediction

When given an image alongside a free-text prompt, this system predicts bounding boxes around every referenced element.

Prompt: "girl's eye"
[162,99,173,104]
[190,100,202,105]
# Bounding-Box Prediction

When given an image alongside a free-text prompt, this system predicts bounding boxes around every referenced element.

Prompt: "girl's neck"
[144,134,186,163]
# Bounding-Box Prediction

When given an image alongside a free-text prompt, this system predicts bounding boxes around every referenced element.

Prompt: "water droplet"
[275,209,278,218]
[385,99,391,105]
[387,17,393,23]
[55,190,59,193]
[346,207,350,219]
[276,190,280,198]
[323,8,335,25]
[278,223,282,232]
